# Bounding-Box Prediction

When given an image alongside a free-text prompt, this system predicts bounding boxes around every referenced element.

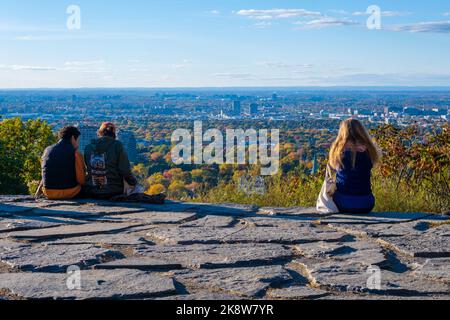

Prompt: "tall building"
[78,126,98,154]
[232,100,241,115]
[249,103,259,116]
[118,130,137,162]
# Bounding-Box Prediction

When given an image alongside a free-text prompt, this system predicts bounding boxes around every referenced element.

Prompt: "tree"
[0,118,56,194]
[147,183,166,195]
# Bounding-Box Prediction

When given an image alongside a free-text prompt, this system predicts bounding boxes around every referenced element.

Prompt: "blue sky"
[1,0,450,88]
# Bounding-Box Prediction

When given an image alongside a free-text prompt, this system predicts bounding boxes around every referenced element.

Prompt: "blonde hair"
[329,118,381,170]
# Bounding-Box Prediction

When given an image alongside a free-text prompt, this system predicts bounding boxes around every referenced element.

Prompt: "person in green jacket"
[84,122,138,199]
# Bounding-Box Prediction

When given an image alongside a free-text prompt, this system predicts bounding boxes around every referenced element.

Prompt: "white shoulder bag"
[316,164,339,214]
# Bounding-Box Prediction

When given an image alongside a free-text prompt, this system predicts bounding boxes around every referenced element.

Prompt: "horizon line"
[2,85,450,91]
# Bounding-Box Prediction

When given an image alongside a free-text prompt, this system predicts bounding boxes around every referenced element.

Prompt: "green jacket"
[84,136,137,196]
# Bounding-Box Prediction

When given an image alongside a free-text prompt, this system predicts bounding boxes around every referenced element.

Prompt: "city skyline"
[1,0,450,88]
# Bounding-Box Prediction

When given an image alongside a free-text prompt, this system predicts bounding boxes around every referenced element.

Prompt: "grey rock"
[136,243,294,269]
[0,218,77,233]
[321,212,434,225]
[295,258,450,297]
[139,201,257,216]
[0,240,29,255]
[174,265,292,297]
[0,195,35,203]
[1,244,122,272]
[9,222,142,242]
[295,240,387,266]
[146,224,350,245]
[180,216,237,228]
[0,199,449,300]
[258,206,321,218]
[95,257,183,271]
[412,258,450,282]
[46,233,147,246]
[267,285,329,299]
[82,211,199,225]
[0,269,176,300]
[378,231,450,258]
[157,292,241,300]
[29,204,145,218]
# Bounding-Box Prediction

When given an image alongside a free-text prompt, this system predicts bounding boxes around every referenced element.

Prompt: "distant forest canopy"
[0,117,448,213]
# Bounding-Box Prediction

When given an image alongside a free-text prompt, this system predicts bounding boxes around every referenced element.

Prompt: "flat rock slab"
[0,199,448,300]
[147,224,351,245]
[295,259,449,297]
[82,211,198,225]
[0,269,176,300]
[0,203,43,215]
[0,240,29,255]
[180,216,237,228]
[9,222,142,242]
[172,202,258,216]
[267,286,329,299]
[412,258,450,282]
[295,240,387,267]
[136,243,295,269]
[29,205,145,218]
[174,265,292,298]
[321,212,435,225]
[378,229,450,258]
[0,196,36,203]
[126,202,258,217]
[0,218,77,233]
[45,233,147,246]
[1,244,122,272]
[95,257,183,271]
[258,206,321,218]
[157,292,241,300]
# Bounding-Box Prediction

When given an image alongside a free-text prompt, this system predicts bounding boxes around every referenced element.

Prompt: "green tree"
[0,118,56,194]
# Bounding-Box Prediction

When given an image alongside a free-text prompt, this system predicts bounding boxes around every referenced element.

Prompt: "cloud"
[253,21,273,28]
[210,10,220,15]
[295,17,359,29]
[236,9,322,20]
[352,11,411,17]
[65,60,105,67]
[390,20,450,33]
[213,73,255,80]
[0,64,57,71]
[444,12,450,17]
[262,62,313,69]
[329,10,349,15]
[170,60,192,69]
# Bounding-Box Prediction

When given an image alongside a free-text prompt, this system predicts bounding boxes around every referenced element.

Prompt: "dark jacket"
[42,139,78,190]
[335,150,373,196]
[84,136,137,196]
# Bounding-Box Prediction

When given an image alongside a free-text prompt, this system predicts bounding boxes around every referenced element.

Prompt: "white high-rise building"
[78,126,98,154]
[118,130,137,162]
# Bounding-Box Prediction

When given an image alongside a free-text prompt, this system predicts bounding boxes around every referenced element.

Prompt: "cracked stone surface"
[1,244,123,272]
[0,195,449,300]
[135,243,295,268]
[0,270,176,299]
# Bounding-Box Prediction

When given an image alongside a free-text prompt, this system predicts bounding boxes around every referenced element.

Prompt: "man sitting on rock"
[84,122,138,199]
[36,126,86,200]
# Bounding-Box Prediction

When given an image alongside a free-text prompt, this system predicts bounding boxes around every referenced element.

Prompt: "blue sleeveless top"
[335,150,373,196]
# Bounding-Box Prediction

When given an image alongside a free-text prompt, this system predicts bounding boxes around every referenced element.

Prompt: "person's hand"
[126,184,136,196]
